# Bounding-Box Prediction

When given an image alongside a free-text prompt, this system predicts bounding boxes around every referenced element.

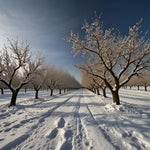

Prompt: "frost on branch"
[0,38,44,107]
[66,15,150,105]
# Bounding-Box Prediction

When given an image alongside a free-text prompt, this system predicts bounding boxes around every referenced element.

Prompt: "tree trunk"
[9,91,18,107]
[93,88,96,94]
[25,88,27,93]
[96,88,100,95]
[130,86,132,90]
[144,84,147,91]
[59,89,61,94]
[64,89,66,93]
[102,88,106,97]
[35,90,39,99]
[112,90,120,105]
[50,89,53,96]
[137,85,140,90]
[0,88,4,95]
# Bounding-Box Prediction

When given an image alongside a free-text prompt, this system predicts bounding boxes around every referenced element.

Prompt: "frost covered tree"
[0,39,43,107]
[45,66,80,96]
[127,71,150,91]
[81,70,97,92]
[54,69,80,94]
[56,69,70,94]
[126,75,139,90]
[92,76,107,97]
[63,72,81,91]
[30,66,47,99]
[45,65,58,96]
[66,16,150,105]
[138,72,150,91]
[81,70,107,97]
[52,68,62,94]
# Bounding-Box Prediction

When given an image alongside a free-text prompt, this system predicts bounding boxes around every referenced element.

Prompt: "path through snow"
[0,89,150,150]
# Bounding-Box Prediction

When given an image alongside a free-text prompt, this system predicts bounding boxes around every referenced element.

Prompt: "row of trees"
[66,15,150,105]
[81,69,150,98]
[125,72,150,91]
[0,39,80,107]
[81,70,107,97]
[28,65,81,99]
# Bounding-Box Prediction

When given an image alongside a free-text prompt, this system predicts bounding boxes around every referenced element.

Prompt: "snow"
[0,88,150,150]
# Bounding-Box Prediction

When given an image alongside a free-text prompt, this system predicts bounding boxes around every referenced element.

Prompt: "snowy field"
[0,88,150,150]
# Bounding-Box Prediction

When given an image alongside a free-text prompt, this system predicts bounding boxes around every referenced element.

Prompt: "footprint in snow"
[64,130,73,141]
[58,117,65,128]
[12,124,21,128]
[3,122,11,127]
[60,141,72,150]
[60,130,73,150]
[85,141,89,146]
[4,128,11,132]
[48,128,58,140]
[0,138,4,141]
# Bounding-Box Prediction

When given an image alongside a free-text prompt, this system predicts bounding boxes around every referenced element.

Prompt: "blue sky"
[0,0,150,82]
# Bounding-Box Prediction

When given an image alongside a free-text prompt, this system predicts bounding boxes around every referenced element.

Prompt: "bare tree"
[81,70,97,93]
[0,38,43,107]
[66,16,150,105]
[56,69,67,94]
[45,66,80,96]
[81,70,107,97]
[126,75,141,90]
[127,71,150,91]
[63,72,81,91]
[139,72,150,91]
[53,68,81,94]
[30,66,47,99]
[45,65,58,96]
[93,77,107,97]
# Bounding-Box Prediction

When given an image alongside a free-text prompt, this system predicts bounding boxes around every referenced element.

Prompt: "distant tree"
[45,65,58,96]
[81,70,107,97]
[139,72,150,91]
[0,39,44,107]
[93,77,107,97]
[45,65,80,96]
[81,70,97,93]
[127,71,150,91]
[126,75,141,90]
[30,66,47,99]
[66,15,150,105]
[63,72,81,90]
[55,69,80,94]
[56,69,68,94]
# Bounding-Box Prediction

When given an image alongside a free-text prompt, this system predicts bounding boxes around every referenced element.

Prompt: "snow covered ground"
[0,88,150,150]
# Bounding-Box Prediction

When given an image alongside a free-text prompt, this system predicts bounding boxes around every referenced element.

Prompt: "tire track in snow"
[82,90,150,150]
[73,97,87,150]
[85,104,118,149]
[80,90,116,150]
[63,96,92,150]
[56,93,93,150]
